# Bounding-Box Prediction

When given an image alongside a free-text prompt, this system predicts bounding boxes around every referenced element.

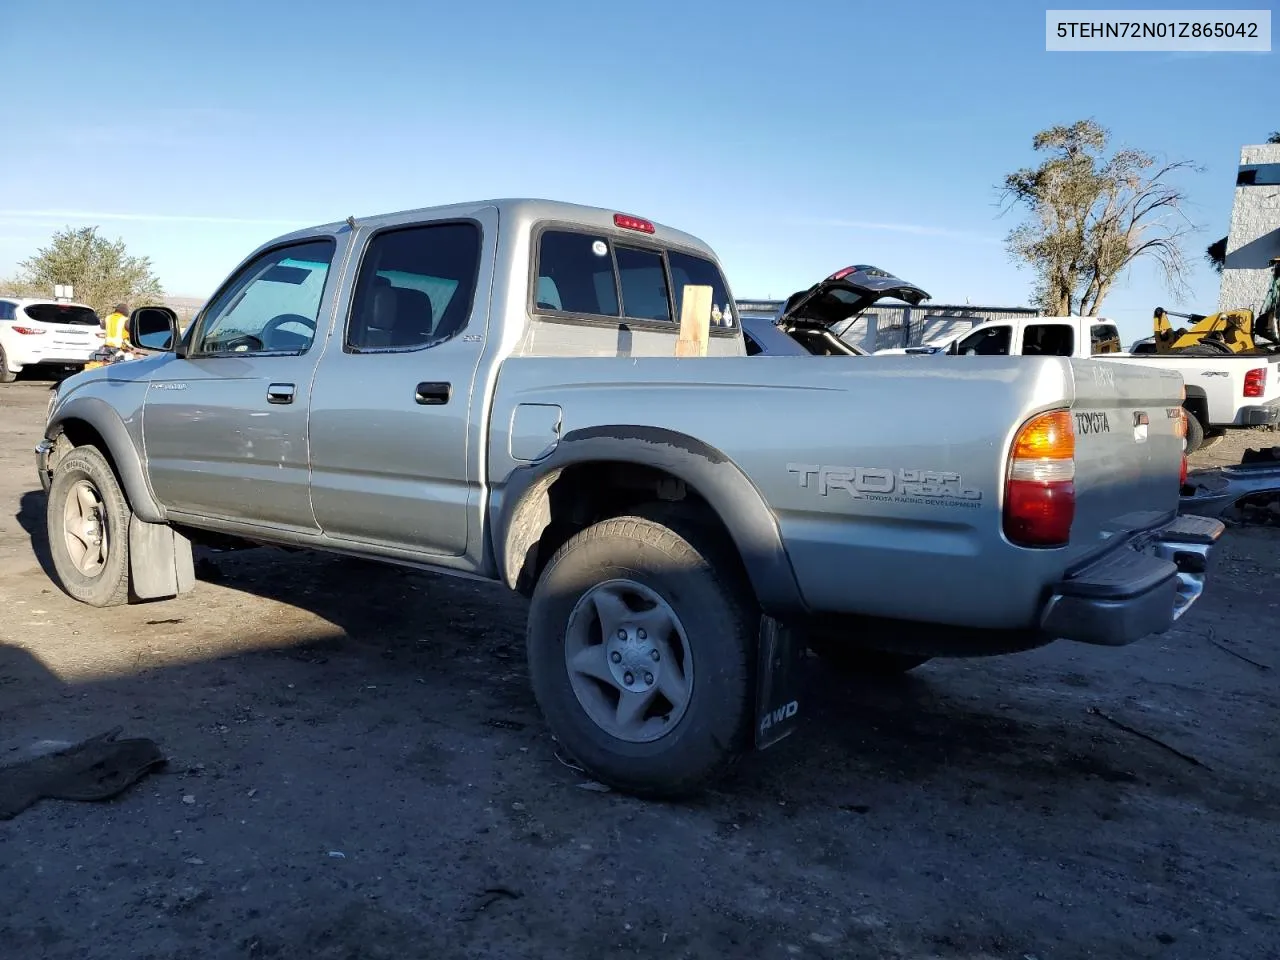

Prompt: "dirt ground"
[2,376,1278,960]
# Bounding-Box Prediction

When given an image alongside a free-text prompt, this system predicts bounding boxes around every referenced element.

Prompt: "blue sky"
[0,0,1274,344]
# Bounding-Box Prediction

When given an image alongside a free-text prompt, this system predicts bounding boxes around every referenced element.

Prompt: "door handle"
[267,383,296,404]
[415,381,451,405]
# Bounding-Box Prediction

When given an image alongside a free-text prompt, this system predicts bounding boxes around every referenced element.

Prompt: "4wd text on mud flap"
[1075,411,1111,434]
[759,700,798,736]
[787,463,983,508]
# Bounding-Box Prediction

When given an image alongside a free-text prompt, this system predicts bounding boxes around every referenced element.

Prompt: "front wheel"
[46,445,132,607]
[526,514,755,799]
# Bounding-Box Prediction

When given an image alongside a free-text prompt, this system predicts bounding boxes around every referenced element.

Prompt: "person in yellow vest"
[103,303,130,350]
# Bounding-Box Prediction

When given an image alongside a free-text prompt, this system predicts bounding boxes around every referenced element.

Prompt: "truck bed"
[488,354,1186,631]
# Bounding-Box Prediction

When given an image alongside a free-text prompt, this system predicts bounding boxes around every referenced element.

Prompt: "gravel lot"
[2,376,1278,960]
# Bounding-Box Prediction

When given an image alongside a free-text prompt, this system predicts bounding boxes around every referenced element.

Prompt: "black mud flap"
[754,615,805,750]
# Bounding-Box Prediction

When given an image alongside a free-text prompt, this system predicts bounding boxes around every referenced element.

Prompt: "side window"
[616,246,672,322]
[536,230,619,317]
[668,250,736,328]
[347,222,482,351]
[192,239,336,356]
[1022,323,1074,357]
[0,301,14,321]
[957,325,1011,355]
[1091,323,1121,355]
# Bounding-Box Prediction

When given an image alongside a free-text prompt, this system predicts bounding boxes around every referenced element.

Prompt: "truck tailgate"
[1066,359,1184,563]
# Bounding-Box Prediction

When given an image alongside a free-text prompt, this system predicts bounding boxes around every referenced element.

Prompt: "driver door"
[143,234,349,534]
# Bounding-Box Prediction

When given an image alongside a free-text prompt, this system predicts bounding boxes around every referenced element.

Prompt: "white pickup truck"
[877,314,1280,453]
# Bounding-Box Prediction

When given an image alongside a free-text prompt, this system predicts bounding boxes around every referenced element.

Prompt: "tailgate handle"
[267,383,296,404]
[1134,411,1150,426]
[415,381,451,405]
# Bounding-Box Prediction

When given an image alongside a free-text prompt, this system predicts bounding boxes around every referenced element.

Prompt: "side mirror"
[947,341,959,355]
[127,306,178,352]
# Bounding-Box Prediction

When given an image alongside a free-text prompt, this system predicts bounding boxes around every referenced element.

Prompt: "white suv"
[0,297,106,382]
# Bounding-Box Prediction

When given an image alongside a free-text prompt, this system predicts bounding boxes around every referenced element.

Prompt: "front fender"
[46,395,165,523]
[496,425,806,617]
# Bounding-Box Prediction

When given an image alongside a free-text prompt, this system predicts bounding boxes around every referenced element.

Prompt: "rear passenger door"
[307,211,495,557]
[1020,322,1075,357]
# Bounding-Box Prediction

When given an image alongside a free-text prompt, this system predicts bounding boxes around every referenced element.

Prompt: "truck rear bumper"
[1039,514,1224,646]
[1180,459,1280,519]
[1241,400,1280,427]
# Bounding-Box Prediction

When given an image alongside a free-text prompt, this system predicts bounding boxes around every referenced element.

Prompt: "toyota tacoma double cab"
[37,199,1223,797]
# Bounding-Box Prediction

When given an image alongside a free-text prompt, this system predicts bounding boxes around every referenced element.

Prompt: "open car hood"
[780,265,930,328]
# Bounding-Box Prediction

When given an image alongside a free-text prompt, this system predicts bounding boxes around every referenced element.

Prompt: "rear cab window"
[1090,323,1121,355]
[24,303,101,326]
[533,226,736,332]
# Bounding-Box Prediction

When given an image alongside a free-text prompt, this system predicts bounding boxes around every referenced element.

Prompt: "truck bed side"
[487,355,1184,631]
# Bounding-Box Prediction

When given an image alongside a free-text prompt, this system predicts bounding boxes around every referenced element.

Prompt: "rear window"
[1090,323,1121,355]
[534,228,736,329]
[536,231,619,316]
[24,303,100,326]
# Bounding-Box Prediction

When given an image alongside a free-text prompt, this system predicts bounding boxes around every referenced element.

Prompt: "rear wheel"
[1184,408,1205,455]
[526,513,755,799]
[0,345,17,383]
[46,445,131,607]
[807,633,930,675]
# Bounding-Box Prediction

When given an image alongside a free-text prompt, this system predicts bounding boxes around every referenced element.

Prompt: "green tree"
[1266,131,1280,144]
[998,119,1198,315]
[11,226,163,316]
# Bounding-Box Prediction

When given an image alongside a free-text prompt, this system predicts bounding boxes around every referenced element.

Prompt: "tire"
[1178,341,1234,357]
[0,345,17,383]
[46,445,132,607]
[807,634,930,675]
[1184,408,1205,455]
[526,513,755,799]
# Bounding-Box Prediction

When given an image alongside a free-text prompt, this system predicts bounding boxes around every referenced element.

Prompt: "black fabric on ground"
[0,727,166,820]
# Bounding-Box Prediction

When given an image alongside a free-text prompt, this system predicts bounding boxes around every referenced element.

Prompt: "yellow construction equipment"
[1152,258,1280,357]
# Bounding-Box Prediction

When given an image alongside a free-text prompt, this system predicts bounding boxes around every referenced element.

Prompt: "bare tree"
[9,226,163,316]
[999,120,1199,315]
[1267,131,1280,144]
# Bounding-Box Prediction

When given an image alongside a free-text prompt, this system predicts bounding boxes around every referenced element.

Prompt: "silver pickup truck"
[36,199,1223,797]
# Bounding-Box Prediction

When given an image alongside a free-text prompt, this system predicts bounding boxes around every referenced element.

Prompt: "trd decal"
[787,464,983,509]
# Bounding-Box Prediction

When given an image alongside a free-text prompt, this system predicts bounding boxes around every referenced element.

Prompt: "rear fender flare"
[496,425,806,618]
[47,397,166,523]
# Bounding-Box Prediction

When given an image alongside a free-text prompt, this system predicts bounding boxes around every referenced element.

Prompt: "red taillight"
[1244,367,1266,398]
[1180,454,1188,486]
[830,266,857,280]
[1004,409,1075,548]
[11,325,47,335]
[613,213,655,234]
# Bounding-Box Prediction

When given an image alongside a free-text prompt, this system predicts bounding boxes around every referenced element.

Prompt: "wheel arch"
[1182,385,1210,427]
[47,397,165,523]
[495,425,805,617]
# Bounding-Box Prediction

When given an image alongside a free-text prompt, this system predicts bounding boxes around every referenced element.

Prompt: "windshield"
[24,303,100,326]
